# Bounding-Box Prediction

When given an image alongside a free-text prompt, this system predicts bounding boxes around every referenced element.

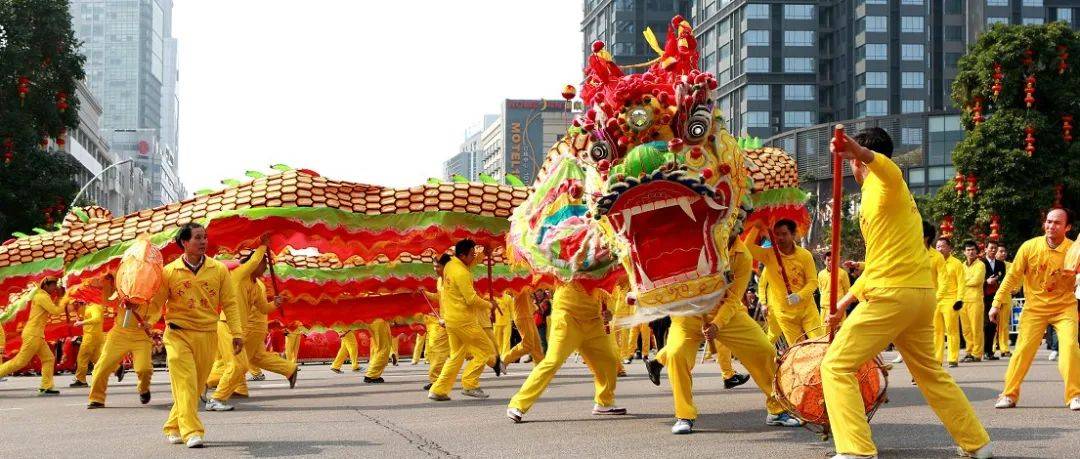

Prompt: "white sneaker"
[958,443,993,458]
[507,407,524,423]
[1069,396,1080,411]
[831,455,877,459]
[671,418,694,434]
[891,354,903,364]
[427,392,450,401]
[1049,351,1058,361]
[205,398,234,411]
[994,396,1016,409]
[165,434,183,445]
[591,404,627,415]
[186,435,205,448]
[461,388,489,399]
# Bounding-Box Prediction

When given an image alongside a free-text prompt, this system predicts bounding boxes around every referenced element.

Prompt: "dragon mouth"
[602,176,729,297]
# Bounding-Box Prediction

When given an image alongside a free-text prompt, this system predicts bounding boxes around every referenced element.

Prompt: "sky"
[172,1,583,193]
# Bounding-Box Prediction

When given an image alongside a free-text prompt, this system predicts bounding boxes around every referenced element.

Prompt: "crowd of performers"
[1,128,1077,458]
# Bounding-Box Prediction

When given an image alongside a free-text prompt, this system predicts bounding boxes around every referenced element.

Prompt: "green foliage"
[930,23,1080,250]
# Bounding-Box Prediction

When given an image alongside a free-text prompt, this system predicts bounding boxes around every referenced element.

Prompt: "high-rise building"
[69,0,183,208]
[582,0,692,71]
[443,151,473,181]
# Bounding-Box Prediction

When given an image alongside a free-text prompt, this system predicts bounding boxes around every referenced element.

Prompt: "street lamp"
[71,158,133,209]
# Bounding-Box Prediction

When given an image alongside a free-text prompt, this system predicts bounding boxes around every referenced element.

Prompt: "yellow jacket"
[80,302,106,337]
[151,256,244,335]
[857,152,934,289]
[245,280,277,334]
[23,289,65,339]
[494,293,513,326]
[817,267,851,310]
[757,268,770,306]
[962,259,986,303]
[746,237,818,310]
[937,256,965,304]
[710,239,752,326]
[993,236,1075,311]
[440,257,490,328]
[552,281,604,320]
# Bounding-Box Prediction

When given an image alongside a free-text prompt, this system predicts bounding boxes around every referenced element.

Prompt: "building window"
[987,17,1009,25]
[784,85,815,101]
[902,127,924,145]
[865,16,888,32]
[908,168,926,185]
[901,16,924,33]
[945,52,963,67]
[1022,17,1044,25]
[743,30,769,46]
[746,84,770,100]
[615,20,635,33]
[986,0,1008,5]
[784,31,814,46]
[744,111,769,127]
[784,57,814,73]
[1059,8,1073,22]
[866,0,887,4]
[744,57,770,72]
[902,44,925,61]
[616,0,634,10]
[1023,0,1042,6]
[784,111,814,127]
[902,99,925,113]
[866,100,888,116]
[858,44,888,61]
[945,0,963,13]
[858,71,888,88]
[612,42,636,55]
[902,72,925,88]
[902,0,923,4]
[784,4,813,19]
[945,26,963,41]
[745,3,769,19]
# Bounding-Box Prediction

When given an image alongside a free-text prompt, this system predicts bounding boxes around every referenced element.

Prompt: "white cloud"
[172,0,583,192]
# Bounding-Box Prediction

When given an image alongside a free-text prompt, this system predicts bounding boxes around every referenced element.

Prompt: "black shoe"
[363,377,385,384]
[140,391,151,404]
[948,361,959,368]
[645,358,663,386]
[493,356,503,377]
[723,373,751,389]
[69,380,89,388]
[423,383,433,391]
[391,354,398,366]
[330,368,343,374]
[960,355,976,363]
[985,354,1000,361]
[115,366,125,382]
[288,369,299,389]
[38,388,60,396]
[617,370,627,378]
[87,401,105,409]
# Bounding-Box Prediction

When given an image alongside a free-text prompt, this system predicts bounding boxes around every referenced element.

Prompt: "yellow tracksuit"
[656,240,786,420]
[0,325,5,365]
[960,259,987,357]
[285,331,301,363]
[493,293,513,358]
[704,340,737,379]
[244,279,296,380]
[210,247,269,402]
[508,281,620,413]
[623,302,653,359]
[74,302,107,383]
[152,256,244,443]
[332,330,360,371]
[747,239,821,345]
[0,289,64,389]
[412,329,425,363]
[502,289,545,365]
[817,267,851,325]
[993,236,1079,405]
[758,271,783,345]
[430,257,495,396]
[365,319,392,378]
[423,313,450,383]
[89,302,158,404]
[820,152,988,457]
[994,261,1013,354]
[934,255,965,364]
[476,303,499,369]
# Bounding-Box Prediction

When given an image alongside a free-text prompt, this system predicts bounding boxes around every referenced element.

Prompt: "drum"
[114,235,164,305]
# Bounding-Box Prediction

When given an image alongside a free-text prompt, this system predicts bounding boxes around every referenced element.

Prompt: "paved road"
[0,349,1075,458]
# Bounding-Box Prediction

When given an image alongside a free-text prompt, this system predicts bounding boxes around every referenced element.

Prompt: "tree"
[0,0,85,240]
[928,23,1080,250]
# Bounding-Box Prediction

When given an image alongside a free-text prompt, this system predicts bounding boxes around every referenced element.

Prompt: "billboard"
[502,99,577,183]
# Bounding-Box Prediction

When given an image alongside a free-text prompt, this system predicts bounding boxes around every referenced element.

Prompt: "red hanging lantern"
[1022,49,1035,68]
[991,63,1004,98]
[1024,125,1036,156]
[972,96,985,125]
[1063,115,1073,143]
[17,76,30,104]
[966,174,978,199]
[55,92,68,113]
[940,215,955,239]
[1053,184,1064,208]
[561,84,577,101]
[1058,45,1069,75]
[56,128,67,150]
[1024,75,1036,108]
[989,214,1001,242]
[954,172,965,196]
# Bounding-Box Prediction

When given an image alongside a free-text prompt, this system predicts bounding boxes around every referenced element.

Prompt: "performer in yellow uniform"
[823,128,990,459]
[645,239,801,434]
[428,240,497,401]
[622,300,653,362]
[746,220,821,345]
[494,292,513,359]
[959,241,987,362]
[502,287,545,367]
[411,327,425,365]
[284,321,302,363]
[506,280,626,422]
[87,287,157,408]
[419,254,452,390]
[993,246,1012,357]
[238,245,297,389]
[475,294,504,376]
[150,222,245,448]
[364,319,392,383]
[330,329,360,373]
[70,299,107,387]
[0,278,65,394]
[991,209,1079,411]
[818,251,851,325]
[758,269,783,346]
[934,238,966,367]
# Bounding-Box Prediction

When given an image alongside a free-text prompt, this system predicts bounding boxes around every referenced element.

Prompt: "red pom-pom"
[702,168,714,180]
[592,40,605,53]
[668,138,685,153]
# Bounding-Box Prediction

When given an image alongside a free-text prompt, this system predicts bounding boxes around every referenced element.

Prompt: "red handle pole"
[265,250,285,320]
[828,125,845,342]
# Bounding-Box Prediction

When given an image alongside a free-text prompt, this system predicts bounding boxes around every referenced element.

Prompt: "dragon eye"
[684,105,712,144]
[590,140,612,162]
[627,106,653,132]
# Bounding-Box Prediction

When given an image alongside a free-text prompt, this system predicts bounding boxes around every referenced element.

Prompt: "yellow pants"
[821,287,989,456]
[610,329,625,374]
[656,311,784,420]
[430,322,493,395]
[508,312,618,413]
[211,324,248,402]
[481,326,500,367]
[709,339,736,379]
[960,300,984,357]
[246,331,296,379]
[774,302,823,345]
[426,325,450,383]
[0,336,55,389]
[75,332,105,383]
[503,319,545,365]
[1001,306,1080,404]
[89,328,153,403]
[0,328,5,365]
[995,306,1011,354]
[494,323,512,358]
[163,327,217,442]
[366,322,392,379]
[412,333,425,363]
[331,332,359,371]
[765,309,783,345]
[933,301,962,364]
[624,323,652,359]
[285,333,300,363]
